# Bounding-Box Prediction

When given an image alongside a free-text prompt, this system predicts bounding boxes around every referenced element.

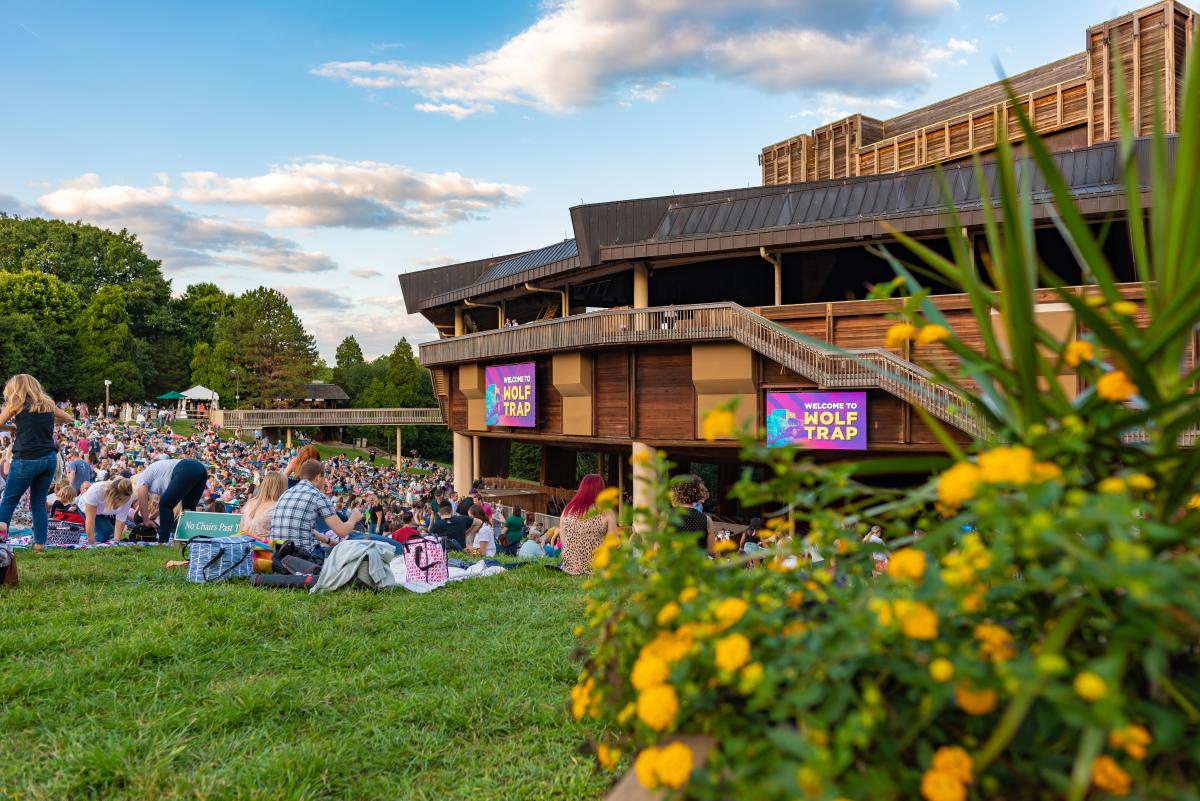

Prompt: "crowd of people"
[0,373,777,578]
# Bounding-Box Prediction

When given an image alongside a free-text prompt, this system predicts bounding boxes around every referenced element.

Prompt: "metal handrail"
[419,303,990,438]
[215,408,444,428]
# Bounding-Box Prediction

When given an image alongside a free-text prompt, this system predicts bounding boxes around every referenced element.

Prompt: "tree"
[189,341,239,402]
[214,288,317,405]
[75,285,143,402]
[0,314,55,387]
[177,283,235,347]
[0,271,82,396]
[0,270,82,327]
[335,336,365,368]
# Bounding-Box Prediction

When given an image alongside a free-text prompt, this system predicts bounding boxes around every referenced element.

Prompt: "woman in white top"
[465,503,496,557]
[79,477,134,544]
[239,471,286,540]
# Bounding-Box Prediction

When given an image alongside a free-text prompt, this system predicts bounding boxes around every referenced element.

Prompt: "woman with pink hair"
[558,473,618,575]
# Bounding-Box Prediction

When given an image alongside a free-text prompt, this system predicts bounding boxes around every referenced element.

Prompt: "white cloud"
[623,80,675,105]
[349,268,383,279]
[987,11,1007,24]
[946,37,977,53]
[35,173,338,274]
[302,291,438,359]
[178,157,527,231]
[313,0,962,117]
[789,92,903,121]
[279,285,356,310]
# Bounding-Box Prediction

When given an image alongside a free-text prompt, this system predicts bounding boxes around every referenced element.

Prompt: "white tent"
[181,385,220,404]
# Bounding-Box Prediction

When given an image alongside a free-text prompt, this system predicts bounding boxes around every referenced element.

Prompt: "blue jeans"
[349,532,405,555]
[0,453,58,546]
[158,459,208,543]
[94,514,116,544]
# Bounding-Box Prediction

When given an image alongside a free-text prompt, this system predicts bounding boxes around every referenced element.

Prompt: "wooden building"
[400,2,1195,515]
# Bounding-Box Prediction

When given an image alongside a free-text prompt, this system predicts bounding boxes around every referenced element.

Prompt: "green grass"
[0,548,608,801]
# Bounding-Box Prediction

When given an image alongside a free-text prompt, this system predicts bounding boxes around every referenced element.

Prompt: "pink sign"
[485,362,536,427]
[766,391,867,450]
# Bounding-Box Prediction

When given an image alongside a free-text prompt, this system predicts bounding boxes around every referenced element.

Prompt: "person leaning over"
[269,459,361,556]
[0,374,75,551]
[79,477,134,544]
[131,455,210,544]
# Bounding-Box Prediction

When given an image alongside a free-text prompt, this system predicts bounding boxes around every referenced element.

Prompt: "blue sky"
[0,0,1154,360]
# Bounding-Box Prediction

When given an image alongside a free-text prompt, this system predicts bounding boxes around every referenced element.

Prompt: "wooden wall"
[635,347,695,441]
[595,350,631,438]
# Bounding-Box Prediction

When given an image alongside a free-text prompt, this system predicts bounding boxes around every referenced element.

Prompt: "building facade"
[400,2,1195,515]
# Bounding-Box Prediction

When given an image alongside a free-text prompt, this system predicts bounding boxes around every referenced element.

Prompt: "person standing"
[0,375,75,552]
[132,456,210,543]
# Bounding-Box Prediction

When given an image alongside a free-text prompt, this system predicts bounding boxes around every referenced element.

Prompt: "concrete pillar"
[631,441,655,517]
[453,432,473,496]
[395,426,402,465]
[454,306,465,336]
[633,263,649,309]
[285,428,292,449]
[472,436,481,480]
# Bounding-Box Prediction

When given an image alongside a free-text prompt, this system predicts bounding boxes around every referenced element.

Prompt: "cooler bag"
[185,536,255,583]
[403,535,449,585]
[46,519,84,548]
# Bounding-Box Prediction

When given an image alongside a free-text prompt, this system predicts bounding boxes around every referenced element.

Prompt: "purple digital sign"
[766,391,867,450]
[485,362,536,428]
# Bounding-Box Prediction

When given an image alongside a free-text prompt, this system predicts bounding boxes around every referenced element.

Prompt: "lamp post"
[103,379,111,419]
[230,368,241,410]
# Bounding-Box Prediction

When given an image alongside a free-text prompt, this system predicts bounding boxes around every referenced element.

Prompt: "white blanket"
[390,558,507,593]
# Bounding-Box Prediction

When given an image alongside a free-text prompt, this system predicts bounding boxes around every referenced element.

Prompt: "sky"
[0,0,1156,361]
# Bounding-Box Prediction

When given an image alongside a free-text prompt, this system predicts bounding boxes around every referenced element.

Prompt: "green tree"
[0,270,82,326]
[0,271,82,395]
[0,314,55,387]
[189,341,239,402]
[177,282,235,346]
[75,285,143,402]
[214,287,317,405]
[335,336,365,368]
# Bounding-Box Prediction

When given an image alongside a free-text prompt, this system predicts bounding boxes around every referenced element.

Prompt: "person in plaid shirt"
[270,459,362,552]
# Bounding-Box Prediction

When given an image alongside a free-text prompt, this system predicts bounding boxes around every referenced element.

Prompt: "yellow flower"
[1109,724,1152,760]
[656,602,680,626]
[642,631,694,663]
[1189,494,1200,511]
[714,597,749,629]
[715,633,751,672]
[740,662,764,692]
[869,597,894,627]
[931,746,975,784]
[636,684,679,731]
[1111,300,1137,316]
[597,743,621,771]
[617,702,636,724]
[654,741,694,789]
[678,587,699,604]
[977,445,1035,485]
[937,462,981,507]
[1074,671,1107,702]
[712,538,737,554]
[916,324,951,346]
[973,623,1016,663]
[920,770,966,801]
[885,322,918,349]
[1091,755,1131,796]
[571,677,596,720]
[1064,339,1095,366]
[1097,477,1126,494]
[893,600,938,640]
[631,449,653,467]
[596,486,620,507]
[702,408,736,441]
[929,658,955,683]
[631,653,670,691]
[954,683,998,716]
[1096,370,1137,402]
[886,548,926,582]
[634,747,660,788]
[1127,473,1155,491]
[1032,461,1063,481]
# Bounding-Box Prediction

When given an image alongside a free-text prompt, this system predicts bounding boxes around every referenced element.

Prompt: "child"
[50,484,84,524]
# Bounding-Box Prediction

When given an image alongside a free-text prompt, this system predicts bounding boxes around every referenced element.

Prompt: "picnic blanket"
[4,530,169,550]
[391,558,510,593]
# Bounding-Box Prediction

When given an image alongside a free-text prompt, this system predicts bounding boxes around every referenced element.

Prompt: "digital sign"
[485,362,536,428]
[766,391,867,450]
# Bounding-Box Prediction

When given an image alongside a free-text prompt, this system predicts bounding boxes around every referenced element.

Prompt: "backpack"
[184,536,255,583]
[403,535,449,585]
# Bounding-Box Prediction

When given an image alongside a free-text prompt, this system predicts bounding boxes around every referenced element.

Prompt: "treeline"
[0,214,448,460]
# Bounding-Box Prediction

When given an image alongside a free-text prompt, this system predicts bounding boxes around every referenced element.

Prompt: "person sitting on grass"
[79,477,134,545]
[429,500,471,551]
[239,471,286,540]
[464,503,496,558]
[390,511,421,545]
[50,483,84,523]
[270,459,361,557]
[499,506,526,556]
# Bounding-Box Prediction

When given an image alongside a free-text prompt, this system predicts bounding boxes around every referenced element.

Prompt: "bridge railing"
[215,407,444,428]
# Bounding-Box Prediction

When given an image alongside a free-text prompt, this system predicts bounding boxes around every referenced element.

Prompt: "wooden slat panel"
[1062,83,1089,123]
[539,356,562,435]
[635,347,694,440]
[897,137,917,170]
[1138,8,1168,135]
[449,370,466,430]
[595,350,631,438]
[947,120,971,155]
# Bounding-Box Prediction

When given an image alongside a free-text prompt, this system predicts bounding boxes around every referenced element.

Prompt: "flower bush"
[572,51,1200,800]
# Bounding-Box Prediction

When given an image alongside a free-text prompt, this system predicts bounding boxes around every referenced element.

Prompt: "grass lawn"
[0,548,609,801]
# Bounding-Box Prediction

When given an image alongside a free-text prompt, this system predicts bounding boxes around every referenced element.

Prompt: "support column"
[472,436,481,481]
[395,426,402,464]
[286,428,292,449]
[633,263,649,309]
[631,441,655,520]
[453,433,473,497]
[454,306,465,336]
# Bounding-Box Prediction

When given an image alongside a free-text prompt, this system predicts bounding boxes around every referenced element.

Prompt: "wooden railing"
[212,407,444,428]
[419,303,991,439]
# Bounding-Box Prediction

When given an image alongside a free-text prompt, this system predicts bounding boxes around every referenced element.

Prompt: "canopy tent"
[181,385,219,403]
[157,391,186,400]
